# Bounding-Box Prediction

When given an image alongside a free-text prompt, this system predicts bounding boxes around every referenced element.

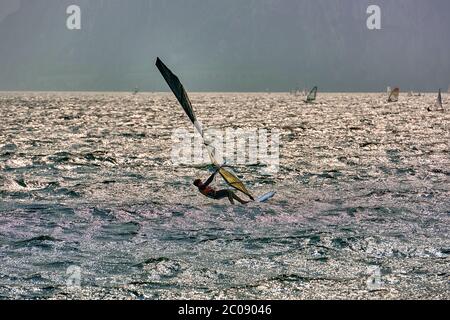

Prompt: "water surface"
[0,92,448,299]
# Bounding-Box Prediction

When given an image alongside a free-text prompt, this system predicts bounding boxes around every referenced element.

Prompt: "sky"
[0,0,449,92]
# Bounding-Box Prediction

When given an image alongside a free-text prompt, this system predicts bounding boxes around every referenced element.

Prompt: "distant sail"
[435,89,443,110]
[387,86,391,95]
[305,86,317,103]
[388,87,400,102]
[155,57,254,200]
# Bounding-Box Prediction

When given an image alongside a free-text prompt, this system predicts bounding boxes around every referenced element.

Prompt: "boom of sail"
[155,57,254,200]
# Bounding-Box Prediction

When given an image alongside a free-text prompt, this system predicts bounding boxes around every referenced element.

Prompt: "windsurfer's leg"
[214,190,248,205]
[228,192,235,205]
[213,189,236,204]
[214,190,231,200]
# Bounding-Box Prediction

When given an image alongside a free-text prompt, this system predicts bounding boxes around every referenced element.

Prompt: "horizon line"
[0,89,443,94]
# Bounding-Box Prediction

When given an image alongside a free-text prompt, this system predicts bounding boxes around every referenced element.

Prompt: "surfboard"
[256,191,276,203]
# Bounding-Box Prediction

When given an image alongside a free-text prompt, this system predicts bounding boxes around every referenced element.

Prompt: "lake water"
[0,92,448,299]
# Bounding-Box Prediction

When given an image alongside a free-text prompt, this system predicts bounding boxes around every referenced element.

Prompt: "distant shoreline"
[0,90,442,94]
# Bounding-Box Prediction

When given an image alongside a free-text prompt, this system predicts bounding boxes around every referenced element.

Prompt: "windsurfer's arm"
[203,168,220,187]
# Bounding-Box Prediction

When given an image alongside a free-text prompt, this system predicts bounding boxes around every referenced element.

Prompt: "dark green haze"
[0,0,449,92]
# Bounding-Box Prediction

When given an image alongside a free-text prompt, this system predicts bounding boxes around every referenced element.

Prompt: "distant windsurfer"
[194,169,250,205]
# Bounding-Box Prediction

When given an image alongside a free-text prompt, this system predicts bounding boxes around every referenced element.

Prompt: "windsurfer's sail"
[388,87,400,102]
[155,57,254,200]
[305,86,317,103]
[218,168,252,199]
[156,58,203,135]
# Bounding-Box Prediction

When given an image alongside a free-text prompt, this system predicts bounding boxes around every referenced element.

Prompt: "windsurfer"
[193,169,250,205]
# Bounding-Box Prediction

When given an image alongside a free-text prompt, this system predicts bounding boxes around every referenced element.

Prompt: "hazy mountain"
[0,0,449,91]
